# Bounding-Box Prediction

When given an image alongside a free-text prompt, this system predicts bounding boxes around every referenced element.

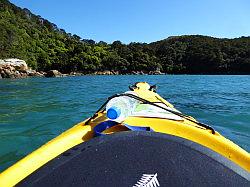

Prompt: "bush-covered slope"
[150,36,250,74]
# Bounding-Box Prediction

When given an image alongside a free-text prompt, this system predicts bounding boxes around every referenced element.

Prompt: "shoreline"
[0,58,249,80]
[1,70,249,79]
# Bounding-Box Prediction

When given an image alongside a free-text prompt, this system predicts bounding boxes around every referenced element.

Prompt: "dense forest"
[1,0,250,74]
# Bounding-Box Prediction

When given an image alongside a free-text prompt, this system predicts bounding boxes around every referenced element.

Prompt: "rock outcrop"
[69,72,84,76]
[93,70,119,75]
[0,58,45,78]
[131,71,145,75]
[45,70,63,77]
[0,58,166,79]
[0,58,28,71]
[148,70,165,75]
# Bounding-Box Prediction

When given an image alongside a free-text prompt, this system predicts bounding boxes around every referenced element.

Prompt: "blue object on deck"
[107,107,121,119]
[94,120,154,137]
[94,121,118,137]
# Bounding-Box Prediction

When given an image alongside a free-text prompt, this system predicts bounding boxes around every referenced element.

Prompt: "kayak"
[0,82,249,186]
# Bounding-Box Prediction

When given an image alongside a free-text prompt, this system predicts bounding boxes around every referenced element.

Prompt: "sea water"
[0,75,249,172]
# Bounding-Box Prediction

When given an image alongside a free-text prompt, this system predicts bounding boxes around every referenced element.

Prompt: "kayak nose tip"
[130,82,151,91]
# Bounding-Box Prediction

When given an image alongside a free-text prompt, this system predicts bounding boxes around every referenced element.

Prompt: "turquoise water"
[0,75,250,172]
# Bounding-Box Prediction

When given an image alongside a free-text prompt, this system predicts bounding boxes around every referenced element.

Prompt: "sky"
[10,0,250,44]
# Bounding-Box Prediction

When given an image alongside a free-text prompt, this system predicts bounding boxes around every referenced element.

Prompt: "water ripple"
[0,75,250,172]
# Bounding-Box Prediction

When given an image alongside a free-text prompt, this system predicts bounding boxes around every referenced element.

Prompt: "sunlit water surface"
[0,75,249,172]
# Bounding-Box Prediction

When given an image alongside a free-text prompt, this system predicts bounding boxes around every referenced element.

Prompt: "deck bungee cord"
[86,93,216,134]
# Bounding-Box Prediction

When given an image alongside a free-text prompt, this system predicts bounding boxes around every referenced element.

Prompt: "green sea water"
[0,75,250,172]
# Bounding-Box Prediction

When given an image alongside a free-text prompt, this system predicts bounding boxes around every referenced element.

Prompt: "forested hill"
[1,0,250,74]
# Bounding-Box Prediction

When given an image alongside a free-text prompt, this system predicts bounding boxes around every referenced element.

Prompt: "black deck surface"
[18,131,249,187]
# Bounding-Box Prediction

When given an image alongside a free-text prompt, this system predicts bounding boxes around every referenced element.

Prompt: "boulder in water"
[149,70,165,75]
[45,70,62,77]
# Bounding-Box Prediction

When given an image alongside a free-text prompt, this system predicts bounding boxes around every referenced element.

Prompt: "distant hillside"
[1,0,250,74]
[149,35,250,74]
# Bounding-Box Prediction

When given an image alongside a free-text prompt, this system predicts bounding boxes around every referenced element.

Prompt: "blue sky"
[10,0,250,44]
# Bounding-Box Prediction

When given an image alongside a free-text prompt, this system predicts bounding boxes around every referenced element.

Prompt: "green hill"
[1,0,250,74]
[150,35,250,74]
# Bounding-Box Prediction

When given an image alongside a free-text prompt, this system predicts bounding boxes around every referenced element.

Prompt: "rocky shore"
[0,59,43,78]
[0,59,165,79]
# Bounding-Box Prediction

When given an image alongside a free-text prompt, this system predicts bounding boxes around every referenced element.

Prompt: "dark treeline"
[1,0,250,74]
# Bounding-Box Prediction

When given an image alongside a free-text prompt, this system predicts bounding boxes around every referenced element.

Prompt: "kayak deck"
[17,132,250,186]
